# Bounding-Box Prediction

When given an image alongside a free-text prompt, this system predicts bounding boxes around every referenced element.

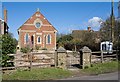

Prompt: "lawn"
[2,60,120,80]
[2,68,72,80]
[81,60,119,75]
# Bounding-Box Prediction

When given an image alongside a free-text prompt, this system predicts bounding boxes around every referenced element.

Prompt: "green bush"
[84,66,89,69]
[2,33,17,55]
[20,46,31,53]
[35,45,41,50]
[1,33,17,67]
[1,55,14,67]
[41,48,47,50]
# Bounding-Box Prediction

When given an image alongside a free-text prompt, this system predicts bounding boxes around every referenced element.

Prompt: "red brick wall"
[18,11,57,50]
[19,31,56,50]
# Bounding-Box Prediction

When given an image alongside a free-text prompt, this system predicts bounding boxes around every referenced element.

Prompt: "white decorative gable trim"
[34,18,43,28]
[21,30,36,32]
[43,31,55,33]
[24,24,34,25]
[36,33,42,35]
[24,24,52,27]
[42,25,52,26]
[36,14,41,17]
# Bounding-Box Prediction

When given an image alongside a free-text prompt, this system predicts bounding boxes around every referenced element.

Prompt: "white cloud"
[88,17,103,31]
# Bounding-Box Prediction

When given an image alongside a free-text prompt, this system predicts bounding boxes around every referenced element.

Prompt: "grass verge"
[2,61,120,80]
[2,68,72,80]
[81,60,119,75]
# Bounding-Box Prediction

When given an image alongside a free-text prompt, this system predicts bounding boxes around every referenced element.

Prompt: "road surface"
[61,72,119,80]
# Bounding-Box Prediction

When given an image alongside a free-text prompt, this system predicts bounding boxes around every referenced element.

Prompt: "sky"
[0,2,118,40]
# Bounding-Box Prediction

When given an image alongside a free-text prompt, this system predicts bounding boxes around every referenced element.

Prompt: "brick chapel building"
[17,9,57,50]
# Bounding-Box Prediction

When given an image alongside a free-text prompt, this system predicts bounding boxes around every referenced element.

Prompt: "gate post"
[79,46,91,69]
[56,46,67,69]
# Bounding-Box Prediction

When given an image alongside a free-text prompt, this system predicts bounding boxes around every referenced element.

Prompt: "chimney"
[4,8,7,23]
[87,26,91,31]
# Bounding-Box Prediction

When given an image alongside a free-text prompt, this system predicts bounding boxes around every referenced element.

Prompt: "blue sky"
[1,2,118,40]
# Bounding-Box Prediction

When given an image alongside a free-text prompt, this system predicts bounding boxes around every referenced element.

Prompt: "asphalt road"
[61,72,119,80]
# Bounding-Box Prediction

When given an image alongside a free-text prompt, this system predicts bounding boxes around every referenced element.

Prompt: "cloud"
[88,17,103,31]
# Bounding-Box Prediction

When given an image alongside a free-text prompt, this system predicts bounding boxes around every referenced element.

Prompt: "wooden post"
[90,53,92,65]
[30,52,32,70]
[28,52,32,71]
[54,50,57,67]
[101,51,103,63]
[29,53,32,71]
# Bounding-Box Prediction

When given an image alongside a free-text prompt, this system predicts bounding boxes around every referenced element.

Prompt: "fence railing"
[2,49,118,70]
[2,51,55,70]
[91,50,117,63]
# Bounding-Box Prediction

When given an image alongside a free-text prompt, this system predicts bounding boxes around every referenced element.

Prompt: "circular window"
[35,22,41,28]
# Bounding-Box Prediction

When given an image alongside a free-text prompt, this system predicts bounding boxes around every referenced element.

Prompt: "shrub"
[20,46,31,53]
[35,45,41,50]
[41,48,47,50]
[1,33,17,67]
[84,66,89,69]
[2,33,17,55]
[1,54,14,67]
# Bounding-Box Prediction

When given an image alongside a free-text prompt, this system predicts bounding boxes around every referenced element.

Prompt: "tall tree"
[99,16,120,49]
[2,33,17,55]
[1,33,17,67]
[57,34,73,47]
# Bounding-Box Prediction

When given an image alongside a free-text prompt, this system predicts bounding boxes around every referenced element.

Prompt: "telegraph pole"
[111,0,114,43]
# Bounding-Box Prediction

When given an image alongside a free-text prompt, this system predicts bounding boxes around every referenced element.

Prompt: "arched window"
[47,34,51,44]
[31,35,34,44]
[25,33,29,43]
[37,36,41,44]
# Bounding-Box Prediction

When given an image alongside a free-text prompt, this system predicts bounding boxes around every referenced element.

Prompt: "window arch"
[31,35,34,44]
[25,33,29,44]
[37,36,41,44]
[47,34,51,44]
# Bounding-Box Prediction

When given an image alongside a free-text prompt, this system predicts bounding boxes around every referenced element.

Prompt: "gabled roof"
[72,29,100,40]
[17,10,57,32]
[0,18,4,22]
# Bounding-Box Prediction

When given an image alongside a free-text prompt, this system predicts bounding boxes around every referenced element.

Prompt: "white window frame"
[46,34,51,44]
[24,33,30,44]
[34,18,43,28]
[37,36,42,44]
